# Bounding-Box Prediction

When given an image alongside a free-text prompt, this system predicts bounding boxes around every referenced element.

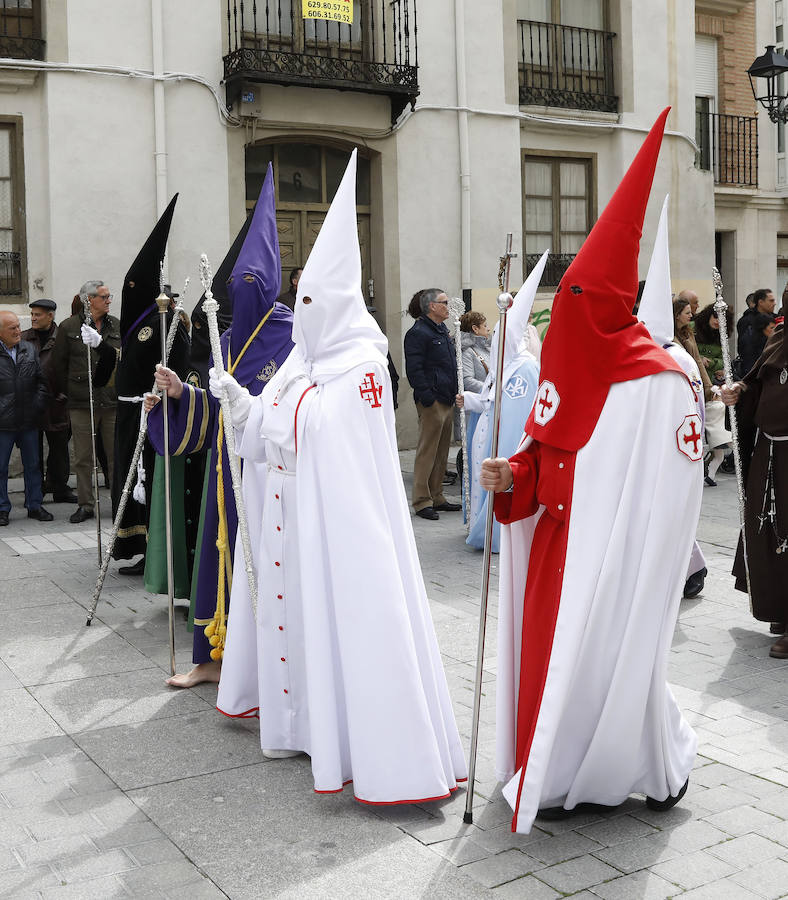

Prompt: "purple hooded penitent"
[147,163,294,666]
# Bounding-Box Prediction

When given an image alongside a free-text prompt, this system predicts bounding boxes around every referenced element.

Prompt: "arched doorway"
[245,141,372,302]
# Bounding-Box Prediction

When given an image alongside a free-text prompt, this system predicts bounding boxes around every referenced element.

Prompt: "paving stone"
[39,874,130,898]
[707,832,786,868]
[577,814,659,847]
[427,835,494,866]
[73,710,264,790]
[534,854,622,893]
[0,687,63,747]
[459,848,538,888]
[592,833,679,874]
[526,830,603,865]
[703,805,783,837]
[650,849,738,890]
[489,874,560,898]
[677,880,762,900]
[51,847,138,881]
[30,667,210,732]
[728,856,788,899]
[589,868,679,900]
[15,833,97,866]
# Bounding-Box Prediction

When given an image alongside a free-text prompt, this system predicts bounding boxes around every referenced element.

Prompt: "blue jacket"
[403,316,458,407]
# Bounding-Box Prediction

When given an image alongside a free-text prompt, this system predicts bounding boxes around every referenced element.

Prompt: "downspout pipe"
[151,0,168,219]
[454,0,472,307]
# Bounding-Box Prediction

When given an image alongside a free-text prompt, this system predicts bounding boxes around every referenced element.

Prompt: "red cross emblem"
[534,381,560,425]
[359,372,383,408]
[676,414,703,461]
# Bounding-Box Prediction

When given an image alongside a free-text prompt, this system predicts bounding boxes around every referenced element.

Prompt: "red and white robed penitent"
[494,108,703,833]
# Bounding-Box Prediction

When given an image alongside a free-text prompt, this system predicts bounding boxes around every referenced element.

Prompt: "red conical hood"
[525,108,687,451]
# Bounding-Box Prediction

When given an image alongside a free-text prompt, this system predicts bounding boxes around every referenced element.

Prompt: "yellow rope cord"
[205,307,274,660]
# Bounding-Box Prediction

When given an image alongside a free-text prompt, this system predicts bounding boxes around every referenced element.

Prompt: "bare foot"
[165,661,221,688]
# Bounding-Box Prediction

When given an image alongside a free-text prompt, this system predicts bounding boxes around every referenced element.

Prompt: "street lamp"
[748,45,788,124]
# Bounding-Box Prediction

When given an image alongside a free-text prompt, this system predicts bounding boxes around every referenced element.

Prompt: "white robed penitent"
[217,151,467,803]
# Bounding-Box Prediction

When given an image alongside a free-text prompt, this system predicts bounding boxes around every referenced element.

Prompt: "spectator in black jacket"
[404,288,462,520]
[739,312,776,377]
[0,310,52,525]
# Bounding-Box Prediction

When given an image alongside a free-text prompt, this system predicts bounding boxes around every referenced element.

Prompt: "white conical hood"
[638,195,674,348]
[293,149,388,382]
[489,249,549,383]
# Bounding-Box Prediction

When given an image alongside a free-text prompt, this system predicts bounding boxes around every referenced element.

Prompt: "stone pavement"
[1,464,788,899]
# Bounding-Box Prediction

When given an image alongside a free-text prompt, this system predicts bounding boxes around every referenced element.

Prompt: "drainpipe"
[151,0,168,219]
[454,0,471,307]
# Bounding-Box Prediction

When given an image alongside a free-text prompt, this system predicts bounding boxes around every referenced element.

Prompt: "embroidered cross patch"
[534,381,560,425]
[359,372,383,408]
[676,413,703,461]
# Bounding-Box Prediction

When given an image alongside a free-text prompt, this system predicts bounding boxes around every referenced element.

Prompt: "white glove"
[81,324,102,347]
[209,366,251,426]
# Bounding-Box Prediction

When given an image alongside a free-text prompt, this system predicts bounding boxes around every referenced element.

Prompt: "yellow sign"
[302,0,353,25]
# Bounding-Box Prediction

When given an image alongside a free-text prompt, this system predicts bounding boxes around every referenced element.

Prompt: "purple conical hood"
[229,164,282,363]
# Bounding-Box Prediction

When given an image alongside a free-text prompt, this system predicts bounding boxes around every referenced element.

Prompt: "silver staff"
[82,292,102,566]
[713,267,752,608]
[85,284,187,627]
[464,233,517,824]
[449,296,471,534]
[199,254,258,622]
[156,289,177,676]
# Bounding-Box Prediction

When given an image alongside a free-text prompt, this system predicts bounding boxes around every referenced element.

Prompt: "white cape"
[497,372,701,832]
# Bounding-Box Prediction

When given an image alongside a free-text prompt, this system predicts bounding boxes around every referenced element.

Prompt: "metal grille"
[695,111,758,187]
[223,1,418,121]
[0,251,22,294]
[518,20,616,113]
[0,0,44,61]
[525,252,575,288]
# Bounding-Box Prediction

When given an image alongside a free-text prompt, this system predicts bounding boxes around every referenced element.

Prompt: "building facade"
[0,0,783,445]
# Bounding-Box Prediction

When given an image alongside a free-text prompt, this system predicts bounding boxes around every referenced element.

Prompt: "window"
[517,0,605,29]
[0,121,25,297]
[523,153,593,285]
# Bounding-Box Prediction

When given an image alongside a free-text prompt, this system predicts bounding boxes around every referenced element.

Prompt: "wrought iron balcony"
[695,111,758,187]
[518,20,616,114]
[223,1,418,123]
[0,1,44,61]
[0,251,22,295]
[525,252,575,289]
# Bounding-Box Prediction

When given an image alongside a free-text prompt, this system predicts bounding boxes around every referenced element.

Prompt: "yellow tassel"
[210,647,222,661]
[204,622,216,637]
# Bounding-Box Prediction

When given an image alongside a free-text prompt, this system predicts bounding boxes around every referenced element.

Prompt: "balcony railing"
[525,251,576,288]
[518,20,616,113]
[0,1,44,61]
[223,1,418,123]
[0,251,22,295]
[695,111,758,187]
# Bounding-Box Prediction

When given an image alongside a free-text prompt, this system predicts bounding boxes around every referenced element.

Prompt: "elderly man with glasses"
[51,280,121,524]
[404,288,462,520]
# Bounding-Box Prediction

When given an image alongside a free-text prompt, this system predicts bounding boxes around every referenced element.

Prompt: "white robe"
[217,355,467,803]
[497,372,701,832]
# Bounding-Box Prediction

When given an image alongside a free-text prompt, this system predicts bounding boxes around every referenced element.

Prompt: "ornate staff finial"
[712,266,723,303]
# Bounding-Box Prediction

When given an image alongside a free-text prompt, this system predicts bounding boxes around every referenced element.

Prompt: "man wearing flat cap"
[21,299,76,504]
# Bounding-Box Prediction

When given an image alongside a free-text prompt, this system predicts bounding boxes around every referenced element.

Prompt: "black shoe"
[537,801,621,821]
[52,490,78,504]
[704,475,717,487]
[69,505,94,524]
[118,557,146,576]
[683,567,707,599]
[28,506,54,522]
[0,511,8,526]
[442,472,457,486]
[719,455,735,474]
[434,501,462,512]
[415,507,439,520]
[646,778,689,812]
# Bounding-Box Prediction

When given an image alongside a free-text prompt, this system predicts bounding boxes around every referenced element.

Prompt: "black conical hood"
[120,194,178,343]
[188,205,255,379]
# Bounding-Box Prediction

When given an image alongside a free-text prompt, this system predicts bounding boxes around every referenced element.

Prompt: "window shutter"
[695,34,718,106]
